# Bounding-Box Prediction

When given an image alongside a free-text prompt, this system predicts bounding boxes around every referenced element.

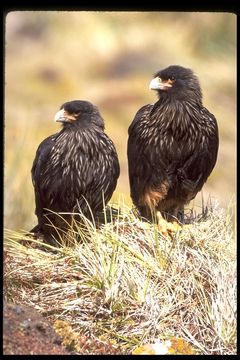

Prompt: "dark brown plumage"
[127,65,219,232]
[31,100,120,245]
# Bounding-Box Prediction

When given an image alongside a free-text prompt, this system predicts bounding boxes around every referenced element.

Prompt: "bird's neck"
[152,97,201,121]
[150,97,202,137]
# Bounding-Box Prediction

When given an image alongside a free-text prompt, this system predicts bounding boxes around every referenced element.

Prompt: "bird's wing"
[173,107,219,199]
[31,134,57,221]
[127,104,168,205]
[82,133,120,212]
[31,134,56,185]
[127,104,152,179]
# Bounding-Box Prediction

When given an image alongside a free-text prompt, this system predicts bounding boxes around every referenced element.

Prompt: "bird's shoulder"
[198,106,219,144]
[31,133,57,176]
[200,106,218,123]
[190,103,213,124]
[35,133,57,153]
[128,104,153,134]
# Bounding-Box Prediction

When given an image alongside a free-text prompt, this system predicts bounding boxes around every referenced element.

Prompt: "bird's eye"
[170,76,175,81]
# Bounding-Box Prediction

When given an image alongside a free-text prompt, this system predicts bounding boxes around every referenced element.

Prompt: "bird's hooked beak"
[54,109,77,123]
[149,77,173,91]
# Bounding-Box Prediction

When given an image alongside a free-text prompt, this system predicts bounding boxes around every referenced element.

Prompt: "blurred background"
[4,11,236,230]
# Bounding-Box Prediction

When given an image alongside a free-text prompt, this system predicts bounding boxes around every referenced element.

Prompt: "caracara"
[127,65,219,234]
[31,100,120,245]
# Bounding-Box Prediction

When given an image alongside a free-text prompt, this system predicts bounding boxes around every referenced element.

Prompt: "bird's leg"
[168,206,183,233]
[156,211,169,236]
[176,205,185,223]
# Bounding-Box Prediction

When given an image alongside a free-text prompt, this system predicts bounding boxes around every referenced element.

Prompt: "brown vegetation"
[4,201,236,355]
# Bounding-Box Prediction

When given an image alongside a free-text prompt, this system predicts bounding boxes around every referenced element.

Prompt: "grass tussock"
[3,199,236,355]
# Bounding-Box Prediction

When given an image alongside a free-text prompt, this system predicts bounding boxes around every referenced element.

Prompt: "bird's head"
[54,100,104,129]
[149,65,202,104]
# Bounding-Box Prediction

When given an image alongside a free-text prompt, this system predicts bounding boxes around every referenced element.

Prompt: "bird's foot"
[157,217,169,236]
[166,220,182,234]
[157,215,182,237]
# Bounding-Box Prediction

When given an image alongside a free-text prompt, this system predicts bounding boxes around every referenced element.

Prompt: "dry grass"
[3,199,236,355]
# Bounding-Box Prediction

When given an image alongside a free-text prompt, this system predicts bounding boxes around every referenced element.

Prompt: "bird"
[127,65,219,235]
[31,100,120,245]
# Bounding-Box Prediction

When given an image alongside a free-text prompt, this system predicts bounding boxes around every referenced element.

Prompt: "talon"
[167,221,182,233]
[157,211,182,236]
[156,211,169,236]
[157,219,168,236]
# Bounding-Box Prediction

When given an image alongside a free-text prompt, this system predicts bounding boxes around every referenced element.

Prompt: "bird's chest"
[138,117,201,163]
[47,132,95,181]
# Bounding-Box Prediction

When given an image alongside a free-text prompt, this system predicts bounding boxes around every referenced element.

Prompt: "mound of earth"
[3,302,73,355]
